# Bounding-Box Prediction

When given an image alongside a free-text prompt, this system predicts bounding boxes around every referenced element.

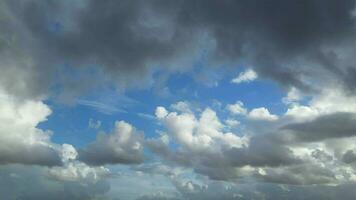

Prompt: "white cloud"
[226,101,247,115]
[0,89,61,166]
[48,144,110,183]
[170,101,192,113]
[156,106,169,119]
[77,99,125,115]
[285,104,319,121]
[225,119,240,128]
[231,69,257,84]
[283,87,302,104]
[248,107,278,121]
[283,86,356,120]
[88,118,101,129]
[156,106,247,151]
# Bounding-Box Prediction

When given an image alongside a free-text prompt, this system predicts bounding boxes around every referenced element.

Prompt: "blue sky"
[39,67,286,147]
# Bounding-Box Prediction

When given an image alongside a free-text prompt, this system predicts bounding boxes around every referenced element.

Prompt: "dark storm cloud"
[1,0,356,99]
[281,112,356,142]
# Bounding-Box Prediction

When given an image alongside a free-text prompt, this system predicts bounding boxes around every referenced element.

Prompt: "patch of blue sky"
[40,47,290,150]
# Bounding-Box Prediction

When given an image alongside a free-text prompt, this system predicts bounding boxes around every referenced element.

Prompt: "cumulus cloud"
[226,101,279,121]
[79,121,144,166]
[48,144,110,183]
[152,104,304,182]
[0,90,61,166]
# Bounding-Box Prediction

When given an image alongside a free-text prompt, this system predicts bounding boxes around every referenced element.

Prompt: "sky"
[2,0,356,199]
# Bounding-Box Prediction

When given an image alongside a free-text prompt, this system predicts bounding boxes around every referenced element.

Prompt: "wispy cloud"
[77,99,126,115]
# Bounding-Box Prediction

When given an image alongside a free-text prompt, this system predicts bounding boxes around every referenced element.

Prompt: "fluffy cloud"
[155,106,246,150]
[152,105,304,182]
[148,99,356,186]
[79,121,144,166]
[227,101,279,121]
[0,90,61,166]
[48,144,110,183]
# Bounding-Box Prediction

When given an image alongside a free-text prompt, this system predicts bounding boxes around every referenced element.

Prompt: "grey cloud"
[342,150,356,164]
[225,135,302,168]
[165,176,356,200]
[167,177,356,200]
[281,112,356,142]
[0,144,62,167]
[147,133,302,182]
[136,193,182,200]
[257,164,337,185]
[0,165,110,200]
[2,0,356,100]
[78,121,144,166]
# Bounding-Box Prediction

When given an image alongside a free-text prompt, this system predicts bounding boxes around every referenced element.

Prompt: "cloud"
[231,69,258,84]
[48,144,110,183]
[88,118,101,129]
[78,99,126,115]
[342,150,356,164]
[225,119,240,128]
[248,107,279,121]
[0,164,110,200]
[152,105,303,182]
[79,121,144,166]
[3,0,356,197]
[281,112,356,142]
[226,102,278,121]
[226,101,247,115]
[0,90,62,166]
[2,0,356,101]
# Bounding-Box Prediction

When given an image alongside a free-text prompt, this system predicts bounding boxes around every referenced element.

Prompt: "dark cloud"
[281,112,356,142]
[147,133,302,182]
[0,144,62,167]
[1,0,356,100]
[225,135,302,168]
[342,149,356,164]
